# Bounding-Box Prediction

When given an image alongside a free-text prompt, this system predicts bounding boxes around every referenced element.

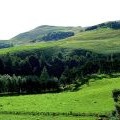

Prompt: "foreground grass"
[0,77,119,113]
[0,114,95,120]
[0,77,119,120]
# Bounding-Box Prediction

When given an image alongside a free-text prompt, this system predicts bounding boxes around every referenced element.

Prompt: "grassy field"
[0,76,120,119]
[0,28,120,55]
[0,114,95,120]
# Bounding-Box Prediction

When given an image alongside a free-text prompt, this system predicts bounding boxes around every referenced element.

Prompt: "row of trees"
[85,21,120,31]
[0,48,120,94]
[0,68,60,94]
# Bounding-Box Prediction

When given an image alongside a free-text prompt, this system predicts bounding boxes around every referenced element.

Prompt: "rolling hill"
[0,27,120,55]
[11,25,83,44]
[0,20,120,120]
[10,20,120,45]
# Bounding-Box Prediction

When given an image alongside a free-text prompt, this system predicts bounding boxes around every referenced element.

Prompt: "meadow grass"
[0,28,120,55]
[0,114,96,120]
[0,76,119,120]
[0,77,120,120]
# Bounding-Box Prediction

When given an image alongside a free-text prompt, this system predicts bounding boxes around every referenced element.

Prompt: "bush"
[112,89,120,102]
[112,89,120,119]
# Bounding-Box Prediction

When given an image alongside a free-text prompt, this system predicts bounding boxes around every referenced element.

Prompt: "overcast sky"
[0,0,120,39]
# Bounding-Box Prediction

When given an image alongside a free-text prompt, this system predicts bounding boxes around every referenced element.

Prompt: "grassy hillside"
[10,20,120,44]
[11,25,82,44]
[0,76,120,119]
[1,28,120,55]
[61,28,120,54]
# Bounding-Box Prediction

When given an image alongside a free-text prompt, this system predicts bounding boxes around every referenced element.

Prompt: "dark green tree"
[28,55,41,75]
[0,58,4,74]
[40,67,49,81]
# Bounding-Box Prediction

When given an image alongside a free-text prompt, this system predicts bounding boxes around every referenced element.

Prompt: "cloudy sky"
[0,0,120,39]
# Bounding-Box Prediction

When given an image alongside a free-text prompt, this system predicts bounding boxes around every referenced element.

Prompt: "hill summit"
[11,25,82,44]
[10,20,120,44]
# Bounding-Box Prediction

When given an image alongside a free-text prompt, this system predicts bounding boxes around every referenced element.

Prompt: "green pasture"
[0,76,120,119]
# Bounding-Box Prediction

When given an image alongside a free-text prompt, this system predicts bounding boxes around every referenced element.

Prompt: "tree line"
[42,32,74,41]
[0,48,120,94]
[85,21,120,31]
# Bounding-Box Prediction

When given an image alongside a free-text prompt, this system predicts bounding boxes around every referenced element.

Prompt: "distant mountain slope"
[10,20,120,45]
[11,25,83,44]
[1,28,120,55]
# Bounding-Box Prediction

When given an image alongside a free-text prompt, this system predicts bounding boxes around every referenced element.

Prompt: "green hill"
[1,28,120,55]
[11,25,83,44]
[8,20,120,48]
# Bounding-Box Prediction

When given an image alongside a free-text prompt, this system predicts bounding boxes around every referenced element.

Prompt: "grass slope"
[11,25,82,44]
[0,28,120,55]
[0,76,120,119]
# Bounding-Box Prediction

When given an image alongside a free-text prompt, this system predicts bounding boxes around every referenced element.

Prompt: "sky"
[0,0,120,39]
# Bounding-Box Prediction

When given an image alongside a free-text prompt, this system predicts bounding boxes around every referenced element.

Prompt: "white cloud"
[0,0,120,39]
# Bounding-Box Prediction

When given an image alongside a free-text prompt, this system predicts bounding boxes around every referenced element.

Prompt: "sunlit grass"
[0,77,119,114]
[0,28,120,55]
[0,114,96,120]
